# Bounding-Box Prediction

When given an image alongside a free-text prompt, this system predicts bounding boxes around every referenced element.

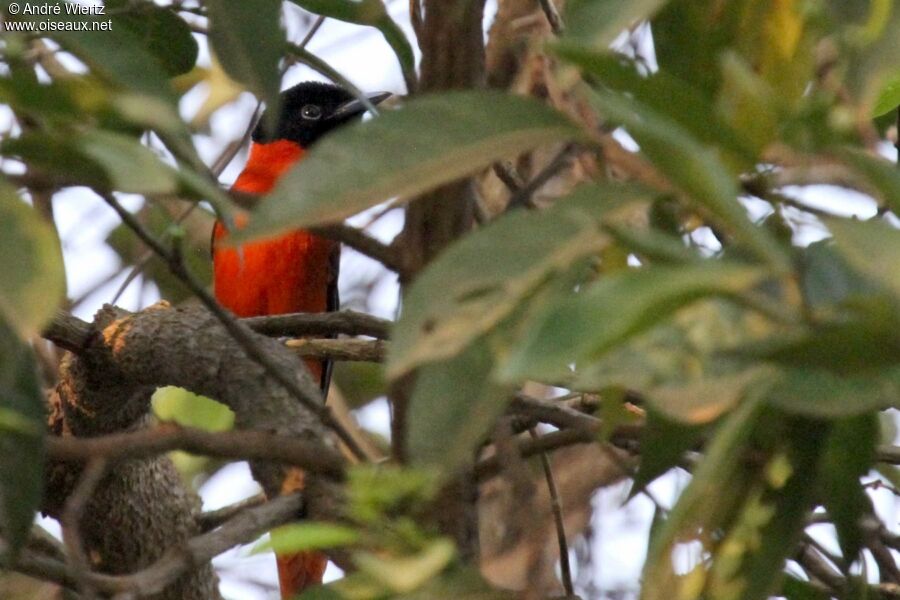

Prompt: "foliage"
[1,0,900,598]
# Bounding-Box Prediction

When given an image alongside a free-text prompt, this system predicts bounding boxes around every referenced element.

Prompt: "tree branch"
[242,309,391,339]
[97,190,367,461]
[286,338,387,362]
[46,424,345,479]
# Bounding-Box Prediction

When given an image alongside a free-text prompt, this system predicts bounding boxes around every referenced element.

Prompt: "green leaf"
[873,73,900,116]
[586,87,789,270]
[837,0,900,109]
[571,299,778,393]
[25,1,175,102]
[151,387,234,432]
[498,262,768,383]
[107,0,198,77]
[646,367,771,425]
[235,91,585,239]
[766,365,900,417]
[256,522,359,555]
[553,48,757,164]
[387,183,652,379]
[799,239,883,314]
[0,317,45,564]
[706,435,821,600]
[0,183,65,337]
[77,130,180,195]
[828,217,900,301]
[563,0,671,51]
[641,396,763,600]
[347,465,437,525]
[782,576,831,600]
[289,0,415,91]
[355,538,456,594]
[206,0,283,133]
[407,339,511,477]
[818,414,877,561]
[631,409,702,495]
[651,0,748,98]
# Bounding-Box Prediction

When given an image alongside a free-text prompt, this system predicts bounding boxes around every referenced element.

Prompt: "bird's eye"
[301,104,322,120]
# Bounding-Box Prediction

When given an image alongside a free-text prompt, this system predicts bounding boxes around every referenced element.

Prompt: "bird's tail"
[277,551,328,599]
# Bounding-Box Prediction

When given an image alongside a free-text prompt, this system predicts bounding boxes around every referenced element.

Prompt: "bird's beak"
[330,91,393,120]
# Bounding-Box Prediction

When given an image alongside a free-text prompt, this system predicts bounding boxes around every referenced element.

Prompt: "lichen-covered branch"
[44,302,346,599]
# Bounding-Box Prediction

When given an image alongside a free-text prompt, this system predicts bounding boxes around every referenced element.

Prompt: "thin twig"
[96,190,367,461]
[197,494,267,532]
[60,459,108,599]
[242,309,391,339]
[538,0,564,35]
[507,144,578,210]
[298,14,327,49]
[410,0,424,41]
[46,424,345,479]
[312,223,406,274]
[493,161,526,192]
[529,428,573,596]
[285,337,387,362]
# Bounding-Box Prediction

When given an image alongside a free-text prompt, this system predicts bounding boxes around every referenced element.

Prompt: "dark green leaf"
[782,576,831,600]
[818,414,877,560]
[766,366,900,417]
[563,0,671,51]
[498,262,767,383]
[289,0,415,91]
[387,183,652,379]
[408,339,512,477]
[22,1,175,102]
[0,317,45,564]
[77,130,180,194]
[237,91,585,239]
[651,0,748,98]
[631,409,702,495]
[828,217,900,301]
[586,87,789,270]
[107,0,198,77]
[800,239,884,313]
[206,0,283,133]
[0,183,65,336]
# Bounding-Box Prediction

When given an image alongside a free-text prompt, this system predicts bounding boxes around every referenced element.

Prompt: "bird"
[212,81,389,599]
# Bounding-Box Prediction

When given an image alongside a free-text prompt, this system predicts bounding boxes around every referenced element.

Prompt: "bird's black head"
[252,81,389,148]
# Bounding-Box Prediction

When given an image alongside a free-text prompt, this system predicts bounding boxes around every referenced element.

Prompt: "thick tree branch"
[97,190,367,460]
[15,495,304,599]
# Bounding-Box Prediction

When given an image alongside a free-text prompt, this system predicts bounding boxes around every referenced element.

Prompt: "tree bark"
[44,302,344,599]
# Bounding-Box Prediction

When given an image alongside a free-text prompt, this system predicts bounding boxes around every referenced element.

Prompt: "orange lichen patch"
[102,316,134,356]
[281,466,306,495]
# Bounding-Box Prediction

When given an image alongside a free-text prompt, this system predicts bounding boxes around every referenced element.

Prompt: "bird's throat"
[232,139,306,195]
